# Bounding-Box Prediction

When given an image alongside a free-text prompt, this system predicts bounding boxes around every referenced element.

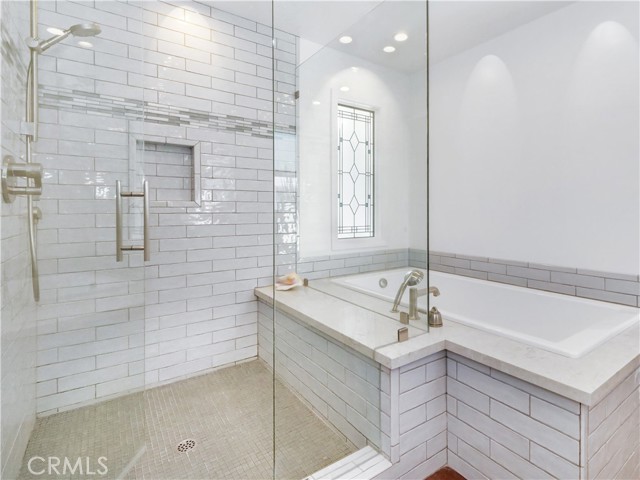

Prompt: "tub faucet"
[408,286,440,321]
[391,270,424,312]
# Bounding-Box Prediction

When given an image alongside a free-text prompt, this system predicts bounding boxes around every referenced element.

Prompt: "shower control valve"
[2,156,43,203]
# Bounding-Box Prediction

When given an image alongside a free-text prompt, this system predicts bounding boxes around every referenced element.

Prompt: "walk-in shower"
[1,0,429,478]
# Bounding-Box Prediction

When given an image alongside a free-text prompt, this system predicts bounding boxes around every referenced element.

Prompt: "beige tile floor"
[19,360,356,480]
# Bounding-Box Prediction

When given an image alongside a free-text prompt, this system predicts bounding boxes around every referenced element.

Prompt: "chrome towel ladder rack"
[115,180,150,262]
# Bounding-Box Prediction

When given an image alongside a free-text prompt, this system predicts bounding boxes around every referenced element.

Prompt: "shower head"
[69,23,102,37]
[34,23,101,53]
[403,269,424,287]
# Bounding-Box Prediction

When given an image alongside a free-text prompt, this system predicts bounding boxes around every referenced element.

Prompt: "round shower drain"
[176,439,196,453]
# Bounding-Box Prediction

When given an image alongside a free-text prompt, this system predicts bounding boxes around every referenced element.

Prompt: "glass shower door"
[272,1,429,478]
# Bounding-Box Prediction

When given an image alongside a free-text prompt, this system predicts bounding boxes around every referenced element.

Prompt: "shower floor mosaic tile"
[19,360,356,480]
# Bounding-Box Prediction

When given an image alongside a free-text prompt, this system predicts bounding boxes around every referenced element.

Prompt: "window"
[337,104,375,239]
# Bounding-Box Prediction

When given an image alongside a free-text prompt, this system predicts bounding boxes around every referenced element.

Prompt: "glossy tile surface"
[20,360,356,479]
[257,282,639,406]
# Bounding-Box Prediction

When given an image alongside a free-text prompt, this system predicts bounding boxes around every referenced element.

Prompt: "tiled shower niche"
[136,139,201,206]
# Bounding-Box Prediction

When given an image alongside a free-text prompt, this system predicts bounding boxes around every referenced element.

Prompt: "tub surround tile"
[530,396,580,439]
[255,287,426,361]
[258,303,382,450]
[255,285,639,407]
[376,354,448,478]
[259,300,447,478]
[487,272,528,287]
[308,248,639,307]
[428,250,640,308]
[576,287,637,307]
[297,249,410,279]
[605,278,640,295]
[447,355,582,479]
[586,367,640,480]
[577,268,640,282]
[257,285,639,479]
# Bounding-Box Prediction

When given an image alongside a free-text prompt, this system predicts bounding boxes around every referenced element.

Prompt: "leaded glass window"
[337,104,374,239]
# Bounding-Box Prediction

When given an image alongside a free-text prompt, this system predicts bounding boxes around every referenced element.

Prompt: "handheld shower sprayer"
[15,14,102,302]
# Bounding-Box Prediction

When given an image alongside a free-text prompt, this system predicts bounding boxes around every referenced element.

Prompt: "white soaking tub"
[332,268,639,358]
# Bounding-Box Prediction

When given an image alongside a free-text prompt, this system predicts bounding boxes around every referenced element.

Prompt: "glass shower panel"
[1,2,38,479]
[273,0,428,477]
[5,0,148,477]
[135,1,278,479]
[4,0,285,478]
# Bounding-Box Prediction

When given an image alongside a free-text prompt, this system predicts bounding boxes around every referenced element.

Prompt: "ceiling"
[211,1,573,72]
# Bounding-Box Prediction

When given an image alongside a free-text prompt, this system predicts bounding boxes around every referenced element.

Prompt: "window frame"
[337,103,375,239]
[330,97,386,252]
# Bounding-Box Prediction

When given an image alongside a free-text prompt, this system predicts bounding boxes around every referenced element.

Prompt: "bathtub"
[332,268,639,358]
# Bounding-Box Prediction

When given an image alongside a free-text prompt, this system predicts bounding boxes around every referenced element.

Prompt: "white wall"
[430,1,639,275]
[298,46,424,258]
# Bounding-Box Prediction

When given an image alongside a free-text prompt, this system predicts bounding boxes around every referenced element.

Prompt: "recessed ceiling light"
[47,27,65,36]
[383,46,396,53]
[350,67,359,72]
[312,100,321,105]
[340,86,350,92]
[77,41,93,49]
[339,36,353,44]
[394,32,408,42]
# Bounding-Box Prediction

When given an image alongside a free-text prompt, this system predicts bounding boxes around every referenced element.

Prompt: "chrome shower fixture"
[18,3,101,302]
[391,269,425,312]
[28,22,101,53]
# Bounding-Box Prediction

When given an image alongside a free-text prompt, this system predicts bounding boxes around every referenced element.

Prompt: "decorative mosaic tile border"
[39,85,295,137]
[426,250,639,307]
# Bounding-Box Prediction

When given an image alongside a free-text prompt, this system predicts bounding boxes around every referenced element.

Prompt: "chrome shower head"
[69,23,102,37]
[34,23,101,53]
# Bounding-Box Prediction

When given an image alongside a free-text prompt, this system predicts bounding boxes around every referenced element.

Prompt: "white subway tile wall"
[1,1,38,478]
[587,367,640,480]
[308,248,639,309]
[428,250,640,307]
[376,352,447,479]
[33,0,296,414]
[258,302,381,450]
[297,249,411,280]
[446,352,582,479]
[258,302,448,479]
